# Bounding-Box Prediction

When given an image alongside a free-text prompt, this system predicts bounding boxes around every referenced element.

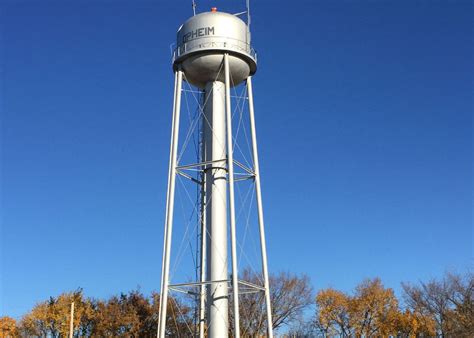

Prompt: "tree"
[402,271,474,337]
[393,309,436,337]
[234,269,313,336]
[91,294,142,336]
[315,279,404,337]
[90,290,192,337]
[349,278,399,337]
[18,289,94,337]
[314,288,352,337]
[286,320,317,337]
[0,316,18,338]
[18,289,192,337]
[445,272,474,336]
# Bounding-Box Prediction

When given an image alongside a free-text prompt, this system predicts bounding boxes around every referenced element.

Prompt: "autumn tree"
[313,272,472,338]
[446,271,474,336]
[17,289,192,337]
[233,269,313,336]
[349,278,399,337]
[19,289,94,337]
[314,288,352,337]
[393,309,436,337]
[91,293,142,336]
[89,290,192,337]
[0,316,18,338]
[402,271,474,337]
[315,279,407,337]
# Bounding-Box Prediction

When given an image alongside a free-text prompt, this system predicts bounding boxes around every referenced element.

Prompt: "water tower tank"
[173,10,257,88]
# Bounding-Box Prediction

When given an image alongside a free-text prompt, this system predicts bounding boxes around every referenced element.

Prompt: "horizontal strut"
[169,279,230,288]
[181,88,248,100]
[176,159,226,171]
[168,279,265,291]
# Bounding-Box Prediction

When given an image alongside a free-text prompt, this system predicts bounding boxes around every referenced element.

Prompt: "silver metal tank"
[173,10,257,88]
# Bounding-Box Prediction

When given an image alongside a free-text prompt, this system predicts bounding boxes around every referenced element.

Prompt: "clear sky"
[1,0,472,319]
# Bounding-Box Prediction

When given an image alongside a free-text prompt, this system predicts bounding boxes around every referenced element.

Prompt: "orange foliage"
[0,316,18,338]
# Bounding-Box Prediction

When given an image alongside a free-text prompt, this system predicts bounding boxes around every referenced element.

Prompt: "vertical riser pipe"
[203,80,229,338]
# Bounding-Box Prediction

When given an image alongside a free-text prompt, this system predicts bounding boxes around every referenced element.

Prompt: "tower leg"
[199,205,206,338]
[157,69,183,338]
[199,104,207,338]
[203,80,229,338]
[247,76,274,337]
[224,53,241,338]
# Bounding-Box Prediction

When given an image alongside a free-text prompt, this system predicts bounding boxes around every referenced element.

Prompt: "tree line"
[294,271,473,337]
[0,270,471,337]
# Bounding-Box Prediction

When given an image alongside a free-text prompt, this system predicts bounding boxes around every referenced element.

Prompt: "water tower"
[158,6,273,338]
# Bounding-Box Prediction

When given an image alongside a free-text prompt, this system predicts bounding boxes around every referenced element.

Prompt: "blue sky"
[1,0,472,320]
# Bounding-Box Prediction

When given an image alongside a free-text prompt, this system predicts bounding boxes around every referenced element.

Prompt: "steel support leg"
[224,53,241,338]
[247,76,274,337]
[199,136,206,338]
[157,69,183,338]
[199,87,207,338]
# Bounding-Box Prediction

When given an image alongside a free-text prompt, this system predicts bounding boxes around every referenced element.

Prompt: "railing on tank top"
[172,36,257,63]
